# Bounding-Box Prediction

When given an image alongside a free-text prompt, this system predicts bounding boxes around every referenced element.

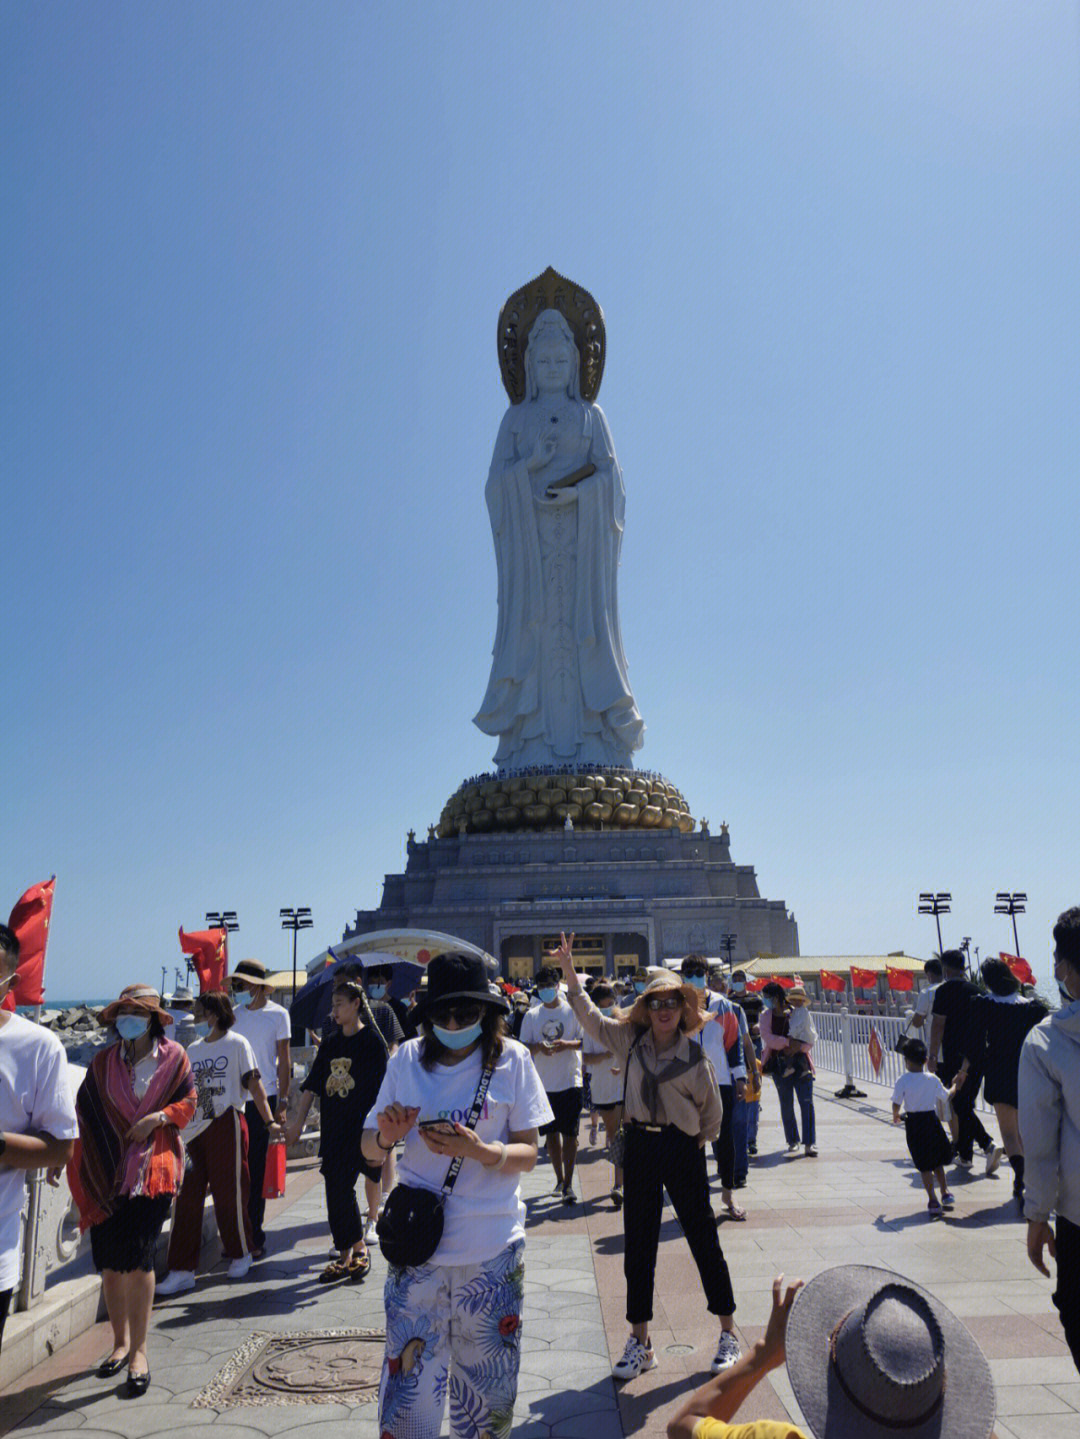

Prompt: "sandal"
[721,1197,747,1221]
[318,1259,352,1284]
[347,1247,371,1281]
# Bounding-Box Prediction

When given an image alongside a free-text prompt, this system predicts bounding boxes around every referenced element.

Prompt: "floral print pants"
[379,1240,525,1439]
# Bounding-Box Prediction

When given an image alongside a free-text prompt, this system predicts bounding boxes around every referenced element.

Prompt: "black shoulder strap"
[440,1059,497,1198]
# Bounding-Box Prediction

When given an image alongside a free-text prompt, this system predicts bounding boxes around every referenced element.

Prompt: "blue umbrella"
[288,947,422,1034]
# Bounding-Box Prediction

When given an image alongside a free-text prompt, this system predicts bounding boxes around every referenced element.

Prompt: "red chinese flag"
[744,977,768,993]
[820,969,845,992]
[3,877,56,1009]
[850,966,877,989]
[179,926,228,993]
[774,974,795,989]
[1001,953,1035,985]
[868,1027,884,1075]
[886,966,914,992]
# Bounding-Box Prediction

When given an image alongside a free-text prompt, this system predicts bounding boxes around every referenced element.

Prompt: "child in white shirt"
[892,1038,959,1217]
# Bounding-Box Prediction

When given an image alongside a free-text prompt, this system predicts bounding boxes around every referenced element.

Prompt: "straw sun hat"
[98,984,173,1028]
[623,970,706,1034]
[785,1264,995,1438]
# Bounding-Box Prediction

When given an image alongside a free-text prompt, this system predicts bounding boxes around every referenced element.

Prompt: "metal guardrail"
[809,1009,992,1112]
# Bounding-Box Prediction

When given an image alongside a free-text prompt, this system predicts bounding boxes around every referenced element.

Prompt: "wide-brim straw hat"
[623,971,706,1034]
[231,959,276,988]
[98,984,173,1028]
[785,1264,995,1439]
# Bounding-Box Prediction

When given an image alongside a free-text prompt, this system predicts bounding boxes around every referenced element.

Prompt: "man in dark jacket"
[928,950,994,1166]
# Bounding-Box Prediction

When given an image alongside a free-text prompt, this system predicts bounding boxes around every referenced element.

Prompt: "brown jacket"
[569,990,723,1142]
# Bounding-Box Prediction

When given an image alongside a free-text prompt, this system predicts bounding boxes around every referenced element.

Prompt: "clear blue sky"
[4,3,1078,1001]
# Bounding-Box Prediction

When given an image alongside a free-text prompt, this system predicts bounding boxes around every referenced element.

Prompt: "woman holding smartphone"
[361,953,552,1439]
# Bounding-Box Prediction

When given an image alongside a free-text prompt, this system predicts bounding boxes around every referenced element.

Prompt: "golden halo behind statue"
[498,267,606,404]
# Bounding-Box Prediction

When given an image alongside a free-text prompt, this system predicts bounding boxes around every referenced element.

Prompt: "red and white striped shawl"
[74,1037,196,1229]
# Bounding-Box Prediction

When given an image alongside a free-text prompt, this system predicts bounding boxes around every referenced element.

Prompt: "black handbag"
[376,1060,496,1268]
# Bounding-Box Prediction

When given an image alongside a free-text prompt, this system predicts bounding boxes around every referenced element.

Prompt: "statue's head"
[524,309,581,401]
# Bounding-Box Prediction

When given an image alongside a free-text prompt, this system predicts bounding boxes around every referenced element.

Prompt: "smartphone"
[417,1119,456,1136]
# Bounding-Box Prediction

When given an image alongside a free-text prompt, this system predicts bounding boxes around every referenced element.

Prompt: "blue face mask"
[634,981,647,994]
[432,1020,483,1050]
[232,990,252,1010]
[598,1004,615,1016]
[686,975,706,989]
[190,1021,210,1039]
[367,983,387,1001]
[537,987,558,1004]
[115,1015,149,1041]
[761,997,775,1011]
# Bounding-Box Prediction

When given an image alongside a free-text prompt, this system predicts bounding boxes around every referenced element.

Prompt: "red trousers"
[168,1108,253,1271]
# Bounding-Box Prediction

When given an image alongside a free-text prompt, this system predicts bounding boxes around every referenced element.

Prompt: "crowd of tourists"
[3,907,1080,1437]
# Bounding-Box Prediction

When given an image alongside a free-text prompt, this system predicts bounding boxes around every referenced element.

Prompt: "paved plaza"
[2,1073,1075,1439]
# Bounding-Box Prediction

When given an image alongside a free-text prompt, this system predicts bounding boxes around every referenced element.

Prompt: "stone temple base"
[437,767,694,838]
[346,821,798,977]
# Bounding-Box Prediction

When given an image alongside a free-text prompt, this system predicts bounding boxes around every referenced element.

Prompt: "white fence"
[809,1009,992,1112]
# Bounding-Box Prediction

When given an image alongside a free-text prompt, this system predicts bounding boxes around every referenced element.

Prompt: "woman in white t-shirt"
[361,953,552,1439]
[157,992,280,1296]
[581,978,626,1207]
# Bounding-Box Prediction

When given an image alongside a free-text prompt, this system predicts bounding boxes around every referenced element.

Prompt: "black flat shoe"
[97,1354,128,1377]
[126,1369,151,1397]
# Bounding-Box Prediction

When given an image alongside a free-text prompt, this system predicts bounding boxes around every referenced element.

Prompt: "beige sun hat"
[623,970,706,1034]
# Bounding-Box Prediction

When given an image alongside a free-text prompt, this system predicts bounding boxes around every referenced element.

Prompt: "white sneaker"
[155,1269,195,1297]
[364,1218,378,1245]
[711,1331,741,1372]
[786,1143,801,1155]
[612,1335,657,1380]
[227,1255,252,1280]
[985,1145,1005,1176]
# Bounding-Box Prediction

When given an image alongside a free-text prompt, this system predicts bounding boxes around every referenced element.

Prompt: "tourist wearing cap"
[688,957,748,1221]
[759,983,817,1158]
[157,991,280,1297]
[230,959,292,1257]
[666,1264,995,1439]
[0,925,79,1358]
[552,934,740,1381]
[74,984,195,1395]
[164,986,195,1031]
[361,953,552,1439]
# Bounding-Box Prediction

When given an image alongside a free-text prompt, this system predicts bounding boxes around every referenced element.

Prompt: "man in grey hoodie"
[1018,905,1080,1373]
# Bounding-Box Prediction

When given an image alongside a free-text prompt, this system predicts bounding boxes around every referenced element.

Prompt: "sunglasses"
[646,995,683,1012]
[682,968,707,979]
[429,1003,483,1028]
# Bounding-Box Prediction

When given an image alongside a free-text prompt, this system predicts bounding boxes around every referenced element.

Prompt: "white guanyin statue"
[475,275,644,771]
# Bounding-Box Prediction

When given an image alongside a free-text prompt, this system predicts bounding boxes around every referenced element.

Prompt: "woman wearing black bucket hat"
[667,1264,995,1439]
[361,952,553,1439]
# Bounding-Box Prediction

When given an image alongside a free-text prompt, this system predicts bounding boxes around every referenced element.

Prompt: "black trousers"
[323,1158,367,1252]
[939,1062,992,1161]
[622,1124,736,1325]
[711,1084,735,1190]
[0,1287,11,1351]
[244,1096,279,1249]
[1055,1214,1080,1374]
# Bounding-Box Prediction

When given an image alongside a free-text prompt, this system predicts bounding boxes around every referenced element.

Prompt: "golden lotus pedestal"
[436,769,696,838]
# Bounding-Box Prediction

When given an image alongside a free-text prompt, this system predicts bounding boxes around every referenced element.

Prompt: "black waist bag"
[376,1059,496,1269]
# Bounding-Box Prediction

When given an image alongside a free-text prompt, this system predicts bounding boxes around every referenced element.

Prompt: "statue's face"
[532,338,572,395]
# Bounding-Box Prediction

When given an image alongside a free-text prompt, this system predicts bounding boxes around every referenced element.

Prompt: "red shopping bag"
[263,1138,287,1200]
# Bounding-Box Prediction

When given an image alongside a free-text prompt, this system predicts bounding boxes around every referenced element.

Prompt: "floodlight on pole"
[281,907,314,1004]
[994,892,1027,958]
[719,933,737,970]
[917,892,952,956]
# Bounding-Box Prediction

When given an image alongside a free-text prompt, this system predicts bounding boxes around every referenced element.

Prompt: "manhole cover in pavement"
[192,1328,385,1408]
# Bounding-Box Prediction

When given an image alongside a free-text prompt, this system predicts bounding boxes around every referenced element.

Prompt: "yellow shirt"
[692,1418,808,1439]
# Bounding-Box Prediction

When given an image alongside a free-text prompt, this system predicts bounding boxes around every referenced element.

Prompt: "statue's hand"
[527,430,559,472]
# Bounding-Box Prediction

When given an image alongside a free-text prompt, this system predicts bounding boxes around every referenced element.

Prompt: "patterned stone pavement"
[1,1070,1076,1439]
